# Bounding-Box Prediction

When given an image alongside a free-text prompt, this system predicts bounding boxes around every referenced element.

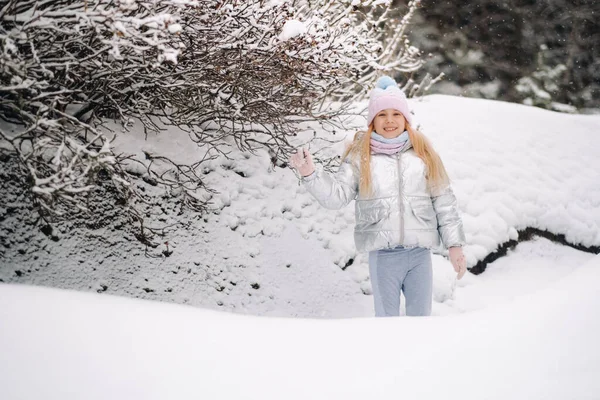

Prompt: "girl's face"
[373,108,406,139]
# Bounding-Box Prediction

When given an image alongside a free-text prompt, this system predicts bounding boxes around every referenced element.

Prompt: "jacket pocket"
[355,200,390,230]
[409,198,437,228]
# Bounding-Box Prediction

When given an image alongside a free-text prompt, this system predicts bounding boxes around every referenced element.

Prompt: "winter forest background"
[409,0,599,113]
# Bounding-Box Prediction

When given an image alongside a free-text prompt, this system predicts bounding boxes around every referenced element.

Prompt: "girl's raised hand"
[289,148,315,177]
[449,246,467,280]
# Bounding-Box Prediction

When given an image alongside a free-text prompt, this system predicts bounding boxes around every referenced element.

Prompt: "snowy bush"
[0,0,426,243]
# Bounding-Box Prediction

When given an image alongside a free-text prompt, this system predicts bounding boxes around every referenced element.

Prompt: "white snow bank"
[1,254,599,400]
[106,94,600,276]
[4,95,600,319]
[411,95,600,259]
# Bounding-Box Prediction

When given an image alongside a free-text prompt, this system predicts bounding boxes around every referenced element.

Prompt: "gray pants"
[369,246,433,317]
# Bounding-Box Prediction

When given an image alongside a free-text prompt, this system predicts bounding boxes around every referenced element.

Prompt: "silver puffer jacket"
[302,144,466,253]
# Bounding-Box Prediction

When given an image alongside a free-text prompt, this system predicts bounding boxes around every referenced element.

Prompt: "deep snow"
[2,92,600,399]
[1,253,599,400]
[2,94,599,319]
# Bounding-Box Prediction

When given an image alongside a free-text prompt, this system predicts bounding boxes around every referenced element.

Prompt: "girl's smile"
[374,108,407,139]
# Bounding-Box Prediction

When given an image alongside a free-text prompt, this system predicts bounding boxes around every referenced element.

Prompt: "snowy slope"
[1,95,599,319]
[1,253,599,400]
[412,95,600,258]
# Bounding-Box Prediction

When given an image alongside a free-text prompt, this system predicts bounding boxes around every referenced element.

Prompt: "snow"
[2,89,600,398]
[550,101,578,113]
[1,253,600,399]
[158,47,179,64]
[437,236,596,314]
[2,94,600,321]
[410,95,600,253]
[279,19,307,41]
[167,23,182,34]
[269,0,289,6]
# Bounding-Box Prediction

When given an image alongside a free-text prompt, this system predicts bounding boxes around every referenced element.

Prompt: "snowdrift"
[1,254,599,400]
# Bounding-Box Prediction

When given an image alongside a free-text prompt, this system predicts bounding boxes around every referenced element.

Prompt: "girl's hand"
[449,246,467,280]
[289,148,315,177]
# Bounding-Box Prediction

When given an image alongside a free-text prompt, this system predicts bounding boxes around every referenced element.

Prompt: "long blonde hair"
[342,122,449,197]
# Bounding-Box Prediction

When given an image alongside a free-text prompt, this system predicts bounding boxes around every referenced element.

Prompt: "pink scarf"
[370,138,410,155]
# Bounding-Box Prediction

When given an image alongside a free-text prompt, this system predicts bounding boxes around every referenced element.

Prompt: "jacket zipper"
[397,152,404,244]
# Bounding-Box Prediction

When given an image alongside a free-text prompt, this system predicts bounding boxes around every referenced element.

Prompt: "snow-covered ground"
[2,94,599,319]
[1,253,599,400]
[2,93,600,398]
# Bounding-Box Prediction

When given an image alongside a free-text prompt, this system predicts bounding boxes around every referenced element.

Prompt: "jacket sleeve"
[301,159,359,210]
[431,183,466,248]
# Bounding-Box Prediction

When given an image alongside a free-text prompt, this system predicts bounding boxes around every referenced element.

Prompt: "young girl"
[289,76,467,317]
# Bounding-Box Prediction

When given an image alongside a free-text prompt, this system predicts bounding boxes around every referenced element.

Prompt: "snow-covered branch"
[0,0,426,242]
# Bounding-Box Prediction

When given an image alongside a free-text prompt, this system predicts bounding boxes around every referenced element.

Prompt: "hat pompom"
[375,76,397,90]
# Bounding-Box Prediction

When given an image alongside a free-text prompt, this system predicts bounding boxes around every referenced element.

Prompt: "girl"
[289,76,467,317]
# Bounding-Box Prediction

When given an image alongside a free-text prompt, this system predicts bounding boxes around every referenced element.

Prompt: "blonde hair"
[342,122,449,197]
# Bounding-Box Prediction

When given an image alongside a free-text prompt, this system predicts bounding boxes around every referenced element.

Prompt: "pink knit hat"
[367,76,413,127]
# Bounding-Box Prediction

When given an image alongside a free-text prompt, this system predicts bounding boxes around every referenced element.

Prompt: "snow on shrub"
[0,0,426,243]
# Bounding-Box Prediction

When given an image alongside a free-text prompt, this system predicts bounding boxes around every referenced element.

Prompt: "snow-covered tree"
[0,0,426,244]
[409,0,599,111]
[515,45,576,113]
